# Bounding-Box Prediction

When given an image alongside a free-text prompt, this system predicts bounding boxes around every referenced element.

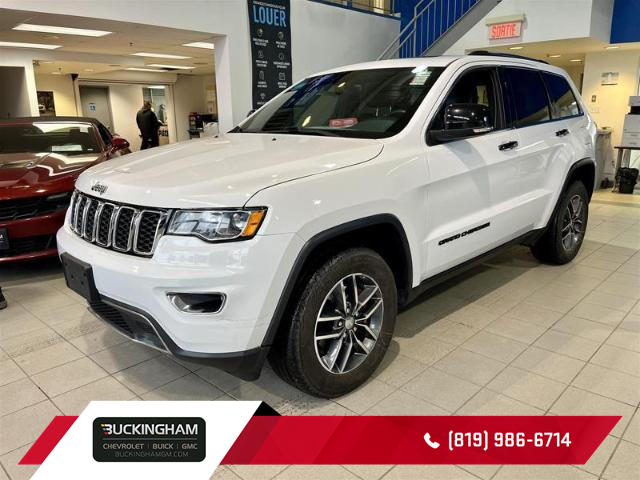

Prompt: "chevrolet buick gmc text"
[58,54,596,397]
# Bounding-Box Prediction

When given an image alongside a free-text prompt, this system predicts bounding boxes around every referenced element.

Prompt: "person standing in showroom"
[136,101,162,149]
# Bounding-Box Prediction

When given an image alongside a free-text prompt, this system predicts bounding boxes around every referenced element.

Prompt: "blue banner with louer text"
[247,0,292,110]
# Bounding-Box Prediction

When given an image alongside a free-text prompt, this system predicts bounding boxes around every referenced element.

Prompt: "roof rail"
[468,50,549,65]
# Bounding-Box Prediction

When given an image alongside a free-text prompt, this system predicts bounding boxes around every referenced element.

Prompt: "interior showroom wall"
[0,48,39,116]
[583,49,640,150]
[33,73,76,116]
[2,0,399,133]
[0,66,31,117]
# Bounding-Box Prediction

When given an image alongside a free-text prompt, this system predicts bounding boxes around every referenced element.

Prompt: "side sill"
[404,229,542,306]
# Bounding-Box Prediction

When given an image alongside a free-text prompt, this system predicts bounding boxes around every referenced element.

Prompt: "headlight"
[166,208,267,242]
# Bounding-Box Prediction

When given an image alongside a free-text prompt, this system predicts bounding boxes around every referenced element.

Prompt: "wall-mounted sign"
[37,91,56,116]
[486,14,525,40]
[601,72,619,86]
[247,0,292,110]
[489,22,522,39]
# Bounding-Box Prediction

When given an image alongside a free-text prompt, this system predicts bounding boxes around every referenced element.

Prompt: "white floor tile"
[550,387,634,437]
[572,364,640,406]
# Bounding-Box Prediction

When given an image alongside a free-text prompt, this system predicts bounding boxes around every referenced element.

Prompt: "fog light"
[167,292,226,314]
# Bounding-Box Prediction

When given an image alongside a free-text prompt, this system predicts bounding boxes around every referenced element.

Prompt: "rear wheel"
[270,248,397,398]
[531,181,589,264]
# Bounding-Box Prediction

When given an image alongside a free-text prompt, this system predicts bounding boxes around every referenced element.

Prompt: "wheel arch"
[566,157,596,200]
[529,157,595,246]
[549,157,596,225]
[261,214,413,348]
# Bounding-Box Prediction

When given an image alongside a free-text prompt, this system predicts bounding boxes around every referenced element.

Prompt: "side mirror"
[430,103,493,143]
[111,136,130,151]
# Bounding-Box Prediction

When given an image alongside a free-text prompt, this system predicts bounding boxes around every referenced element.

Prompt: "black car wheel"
[270,248,397,398]
[531,181,589,265]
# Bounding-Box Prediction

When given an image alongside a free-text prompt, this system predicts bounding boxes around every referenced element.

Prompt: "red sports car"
[0,117,130,263]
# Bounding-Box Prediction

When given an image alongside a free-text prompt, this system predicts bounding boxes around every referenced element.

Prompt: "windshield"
[236,66,444,139]
[0,122,101,155]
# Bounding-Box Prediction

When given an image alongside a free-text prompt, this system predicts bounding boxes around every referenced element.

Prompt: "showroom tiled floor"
[1,192,639,480]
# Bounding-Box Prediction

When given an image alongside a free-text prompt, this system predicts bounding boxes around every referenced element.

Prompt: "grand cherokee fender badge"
[438,222,491,246]
[91,182,108,195]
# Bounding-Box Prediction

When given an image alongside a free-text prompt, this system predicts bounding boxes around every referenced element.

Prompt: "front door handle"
[499,140,518,151]
[556,128,570,137]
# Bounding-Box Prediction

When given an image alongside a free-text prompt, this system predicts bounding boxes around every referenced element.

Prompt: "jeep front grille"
[69,191,169,257]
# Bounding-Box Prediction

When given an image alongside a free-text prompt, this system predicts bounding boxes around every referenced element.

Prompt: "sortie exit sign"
[486,14,525,40]
[489,22,522,39]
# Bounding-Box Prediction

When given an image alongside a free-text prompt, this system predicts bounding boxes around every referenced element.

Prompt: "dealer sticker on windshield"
[410,66,432,86]
[329,117,358,128]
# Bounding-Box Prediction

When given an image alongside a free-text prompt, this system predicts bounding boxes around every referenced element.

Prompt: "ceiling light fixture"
[509,46,524,50]
[148,64,194,70]
[84,69,94,72]
[605,45,620,49]
[182,41,215,49]
[125,67,166,72]
[548,54,562,58]
[132,52,191,59]
[570,58,582,62]
[51,71,61,75]
[148,85,166,89]
[0,41,61,50]
[13,23,112,37]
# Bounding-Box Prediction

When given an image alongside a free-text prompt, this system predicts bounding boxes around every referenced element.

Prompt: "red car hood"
[0,152,104,200]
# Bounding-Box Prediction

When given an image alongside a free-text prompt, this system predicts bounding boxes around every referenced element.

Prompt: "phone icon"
[424,432,440,449]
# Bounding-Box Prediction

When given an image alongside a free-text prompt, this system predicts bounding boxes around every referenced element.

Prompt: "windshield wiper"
[260,127,340,137]
[60,151,94,156]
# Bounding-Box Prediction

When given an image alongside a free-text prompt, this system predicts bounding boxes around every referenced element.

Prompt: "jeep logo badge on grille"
[91,183,108,195]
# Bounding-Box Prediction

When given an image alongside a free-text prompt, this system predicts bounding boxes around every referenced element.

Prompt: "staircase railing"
[378,0,481,59]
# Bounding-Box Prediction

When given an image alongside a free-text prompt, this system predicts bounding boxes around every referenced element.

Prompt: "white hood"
[76,133,383,208]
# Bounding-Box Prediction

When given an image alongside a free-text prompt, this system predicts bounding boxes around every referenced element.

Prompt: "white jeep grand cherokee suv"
[58,53,596,397]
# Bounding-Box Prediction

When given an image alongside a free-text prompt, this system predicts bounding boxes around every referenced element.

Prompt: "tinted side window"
[542,72,581,119]
[431,68,498,131]
[504,68,550,127]
[97,124,112,146]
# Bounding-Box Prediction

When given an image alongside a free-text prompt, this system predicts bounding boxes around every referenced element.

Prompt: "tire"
[531,180,589,265]
[269,248,397,398]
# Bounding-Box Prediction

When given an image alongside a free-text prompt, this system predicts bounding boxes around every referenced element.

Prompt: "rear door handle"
[499,141,518,151]
[556,128,570,137]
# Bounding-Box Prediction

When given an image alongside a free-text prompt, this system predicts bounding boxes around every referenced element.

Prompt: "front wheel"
[270,248,397,398]
[531,180,589,264]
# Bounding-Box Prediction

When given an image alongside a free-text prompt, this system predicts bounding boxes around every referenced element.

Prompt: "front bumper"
[0,210,65,263]
[88,292,269,380]
[57,221,302,378]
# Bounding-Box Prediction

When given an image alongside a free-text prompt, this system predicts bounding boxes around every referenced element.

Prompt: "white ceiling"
[476,37,640,67]
[0,9,217,76]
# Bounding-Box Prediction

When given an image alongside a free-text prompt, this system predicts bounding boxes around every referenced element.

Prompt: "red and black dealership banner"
[247,0,292,109]
[20,401,619,479]
[224,413,619,465]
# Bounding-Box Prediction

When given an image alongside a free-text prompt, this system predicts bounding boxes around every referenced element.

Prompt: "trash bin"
[617,167,639,194]
[595,128,613,188]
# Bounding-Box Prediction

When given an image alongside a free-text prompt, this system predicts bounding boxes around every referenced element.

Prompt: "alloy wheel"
[561,194,586,251]
[314,273,384,374]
